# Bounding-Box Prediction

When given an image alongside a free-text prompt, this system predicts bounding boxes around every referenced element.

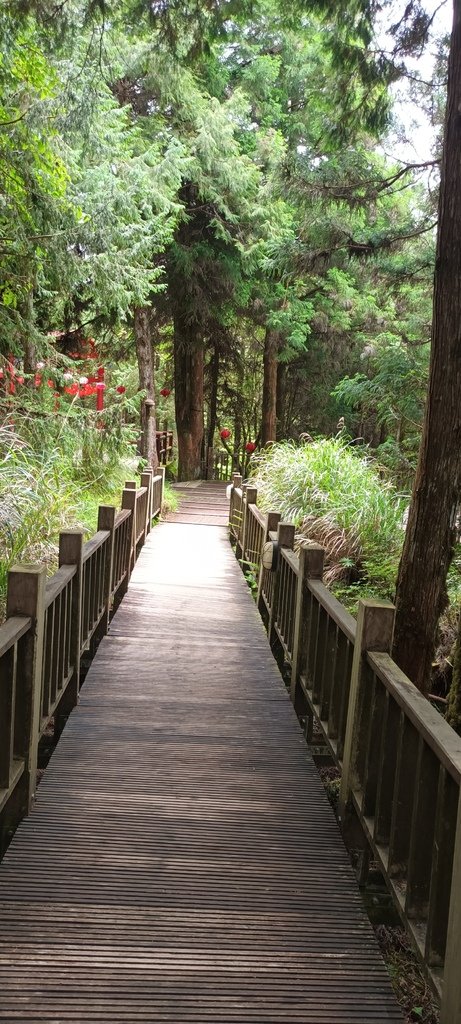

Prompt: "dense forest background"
[2,0,461,710]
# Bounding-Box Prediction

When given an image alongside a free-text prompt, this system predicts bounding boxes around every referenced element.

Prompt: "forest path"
[0,489,402,1022]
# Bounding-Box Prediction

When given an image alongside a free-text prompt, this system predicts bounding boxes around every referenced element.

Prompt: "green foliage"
[0,401,136,612]
[252,438,406,596]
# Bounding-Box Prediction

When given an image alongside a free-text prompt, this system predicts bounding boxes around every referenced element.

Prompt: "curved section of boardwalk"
[0,488,402,1022]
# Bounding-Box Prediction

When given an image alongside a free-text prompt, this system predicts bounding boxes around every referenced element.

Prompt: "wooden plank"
[0,503,402,1023]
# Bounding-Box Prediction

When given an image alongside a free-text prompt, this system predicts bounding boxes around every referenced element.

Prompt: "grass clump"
[0,406,137,618]
[252,438,406,599]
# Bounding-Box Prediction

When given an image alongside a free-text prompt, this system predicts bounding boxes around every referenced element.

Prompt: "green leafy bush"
[252,438,406,597]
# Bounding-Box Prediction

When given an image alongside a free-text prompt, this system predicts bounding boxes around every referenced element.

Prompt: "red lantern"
[160,387,171,398]
[245,441,256,454]
[220,428,231,441]
[116,385,126,394]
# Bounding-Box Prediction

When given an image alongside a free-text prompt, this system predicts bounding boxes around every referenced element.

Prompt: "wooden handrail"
[368,650,461,784]
[0,463,164,854]
[82,529,110,563]
[227,484,461,1016]
[44,564,77,608]
[0,615,31,658]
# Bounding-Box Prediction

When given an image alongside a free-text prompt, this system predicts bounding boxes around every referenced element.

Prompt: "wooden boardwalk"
[166,480,230,526]
[0,483,402,1022]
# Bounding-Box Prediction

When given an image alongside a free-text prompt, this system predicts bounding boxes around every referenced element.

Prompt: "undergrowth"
[376,926,439,1024]
[252,437,406,597]
[0,405,139,618]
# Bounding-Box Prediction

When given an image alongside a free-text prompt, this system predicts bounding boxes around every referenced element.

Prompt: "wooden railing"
[156,429,174,465]
[0,466,164,853]
[228,475,461,1022]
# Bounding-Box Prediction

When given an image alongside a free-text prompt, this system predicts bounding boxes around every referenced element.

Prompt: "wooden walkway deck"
[0,483,402,1022]
[166,480,230,526]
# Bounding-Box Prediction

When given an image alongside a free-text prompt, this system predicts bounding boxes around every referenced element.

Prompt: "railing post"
[122,486,137,576]
[256,511,280,609]
[229,473,242,542]
[156,465,165,513]
[338,599,395,824]
[55,530,84,734]
[269,522,295,647]
[97,506,116,634]
[6,565,46,816]
[441,795,461,1023]
[140,471,152,542]
[290,542,325,709]
[240,485,257,568]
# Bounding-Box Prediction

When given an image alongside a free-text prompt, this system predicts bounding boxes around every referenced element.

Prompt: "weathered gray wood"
[56,531,84,733]
[369,650,461,784]
[121,487,137,577]
[426,767,458,969]
[140,471,153,535]
[0,506,402,1024]
[405,738,439,919]
[269,522,295,646]
[0,647,15,790]
[153,465,165,516]
[440,790,461,1022]
[257,512,280,612]
[97,507,116,638]
[290,543,324,706]
[6,566,46,815]
[339,599,395,823]
[241,485,257,567]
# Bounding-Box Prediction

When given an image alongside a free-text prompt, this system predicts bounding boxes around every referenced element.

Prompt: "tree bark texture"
[207,342,219,450]
[134,306,158,472]
[276,361,286,440]
[393,1,461,693]
[261,327,278,446]
[174,316,204,480]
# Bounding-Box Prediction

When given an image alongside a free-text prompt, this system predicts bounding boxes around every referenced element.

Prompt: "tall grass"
[0,405,137,617]
[252,438,407,597]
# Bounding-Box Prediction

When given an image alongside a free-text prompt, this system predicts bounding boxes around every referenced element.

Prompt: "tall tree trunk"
[261,327,278,446]
[207,342,219,449]
[174,316,204,480]
[134,307,158,472]
[393,2,461,694]
[276,361,286,439]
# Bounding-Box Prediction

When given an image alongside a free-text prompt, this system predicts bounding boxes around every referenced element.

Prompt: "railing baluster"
[388,716,419,878]
[339,599,395,823]
[320,616,337,722]
[0,646,15,789]
[406,739,439,920]
[427,767,458,970]
[7,566,46,817]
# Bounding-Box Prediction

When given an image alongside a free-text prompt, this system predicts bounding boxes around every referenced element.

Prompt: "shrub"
[252,438,406,596]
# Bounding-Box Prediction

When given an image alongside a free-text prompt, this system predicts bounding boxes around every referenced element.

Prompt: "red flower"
[160,387,171,398]
[65,383,79,396]
[220,428,231,441]
[245,441,256,454]
[16,376,24,385]
[47,379,54,388]
[116,385,126,394]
